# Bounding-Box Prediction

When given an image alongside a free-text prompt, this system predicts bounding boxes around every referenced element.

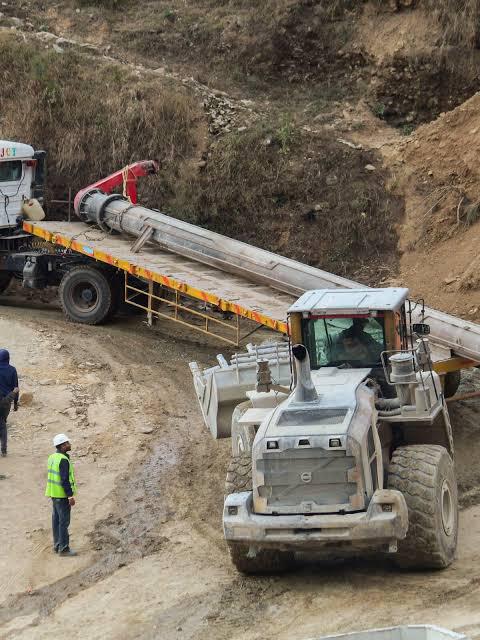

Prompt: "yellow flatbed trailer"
[24,220,295,344]
[23,218,479,383]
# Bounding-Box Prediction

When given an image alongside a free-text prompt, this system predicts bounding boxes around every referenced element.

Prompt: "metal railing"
[124,273,265,346]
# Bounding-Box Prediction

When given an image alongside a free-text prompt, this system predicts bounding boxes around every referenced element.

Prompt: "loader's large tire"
[388,444,458,570]
[231,400,254,457]
[227,542,294,575]
[443,371,461,398]
[225,452,252,495]
[59,266,113,325]
[225,453,294,574]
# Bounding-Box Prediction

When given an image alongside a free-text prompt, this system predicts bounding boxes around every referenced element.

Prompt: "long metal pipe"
[76,191,358,297]
[77,191,480,362]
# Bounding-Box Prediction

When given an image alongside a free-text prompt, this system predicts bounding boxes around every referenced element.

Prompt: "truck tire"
[0,272,12,294]
[104,272,123,320]
[388,444,458,569]
[443,371,461,398]
[225,453,294,574]
[59,266,113,325]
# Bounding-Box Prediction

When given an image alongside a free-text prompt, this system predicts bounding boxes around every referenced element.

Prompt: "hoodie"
[0,350,18,405]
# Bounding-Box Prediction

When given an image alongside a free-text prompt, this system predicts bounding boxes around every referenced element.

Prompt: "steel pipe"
[78,191,480,362]
[77,191,358,297]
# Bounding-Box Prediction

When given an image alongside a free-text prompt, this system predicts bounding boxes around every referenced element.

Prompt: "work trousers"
[51,498,71,552]
[0,420,6,454]
[0,405,9,455]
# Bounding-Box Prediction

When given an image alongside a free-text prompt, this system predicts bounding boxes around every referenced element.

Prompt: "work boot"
[1,452,6,457]
[59,548,77,557]
[53,546,59,554]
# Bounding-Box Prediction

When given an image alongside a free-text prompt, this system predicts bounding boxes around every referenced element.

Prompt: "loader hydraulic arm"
[74,160,159,220]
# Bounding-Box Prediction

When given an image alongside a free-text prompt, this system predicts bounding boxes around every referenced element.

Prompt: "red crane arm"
[74,160,159,217]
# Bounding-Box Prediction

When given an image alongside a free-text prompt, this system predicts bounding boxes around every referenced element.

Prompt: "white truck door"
[0,142,34,230]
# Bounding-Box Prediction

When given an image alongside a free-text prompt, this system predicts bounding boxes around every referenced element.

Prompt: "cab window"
[302,316,386,369]
[0,161,22,182]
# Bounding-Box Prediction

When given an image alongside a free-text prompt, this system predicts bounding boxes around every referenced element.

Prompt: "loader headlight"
[329,438,342,448]
[227,506,238,516]
[266,440,279,450]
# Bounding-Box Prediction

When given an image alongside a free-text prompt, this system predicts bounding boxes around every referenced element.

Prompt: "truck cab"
[212,288,458,573]
[0,140,46,234]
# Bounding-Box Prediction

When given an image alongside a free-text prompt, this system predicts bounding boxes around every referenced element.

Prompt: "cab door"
[0,159,32,228]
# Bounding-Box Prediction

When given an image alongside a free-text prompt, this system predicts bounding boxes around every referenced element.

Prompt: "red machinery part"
[73,160,159,219]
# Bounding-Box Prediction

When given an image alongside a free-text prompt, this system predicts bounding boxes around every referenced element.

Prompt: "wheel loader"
[191,287,458,573]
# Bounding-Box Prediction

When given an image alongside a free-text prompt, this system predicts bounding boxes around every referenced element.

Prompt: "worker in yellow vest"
[45,433,77,557]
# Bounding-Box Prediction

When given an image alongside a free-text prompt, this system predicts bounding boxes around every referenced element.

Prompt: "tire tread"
[388,444,458,569]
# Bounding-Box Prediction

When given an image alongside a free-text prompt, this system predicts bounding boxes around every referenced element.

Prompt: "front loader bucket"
[189,343,291,439]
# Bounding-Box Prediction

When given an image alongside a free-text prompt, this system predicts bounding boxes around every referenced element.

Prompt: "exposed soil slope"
[383,93,480,320]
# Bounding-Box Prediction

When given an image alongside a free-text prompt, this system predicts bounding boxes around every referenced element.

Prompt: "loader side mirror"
[412,323,430,335]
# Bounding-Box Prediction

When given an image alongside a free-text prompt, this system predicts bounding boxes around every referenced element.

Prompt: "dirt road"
[0,298,480,640]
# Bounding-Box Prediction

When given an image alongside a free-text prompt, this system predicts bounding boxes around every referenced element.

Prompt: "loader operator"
[340,318,378,350]
[45,434,77,557]
[332,319,383,366]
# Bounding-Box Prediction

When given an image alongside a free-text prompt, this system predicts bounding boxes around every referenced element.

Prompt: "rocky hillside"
[1,0,480,308]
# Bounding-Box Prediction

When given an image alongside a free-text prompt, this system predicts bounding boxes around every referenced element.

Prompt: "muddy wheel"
[443,371,461,398]
[104,272,123,320]
[59,266,113,325]
[388,444,458,569]
[227,541,294,575]
[225,453,294,574]
[231,400,254,457]
[225,452,252,495]
[0,272,12,294]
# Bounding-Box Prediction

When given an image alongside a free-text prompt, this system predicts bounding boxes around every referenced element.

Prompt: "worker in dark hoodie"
[0,349,19,456]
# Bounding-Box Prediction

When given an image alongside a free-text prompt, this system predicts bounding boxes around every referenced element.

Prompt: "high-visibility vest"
[45,452,77,498]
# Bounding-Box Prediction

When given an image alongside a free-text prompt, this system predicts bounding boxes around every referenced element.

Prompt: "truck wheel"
[388,444,458,569]
[225,453,294,574]
[0,272,12,294]
[104,272,123,320]
[443,371,461,398]
[59,266,113,325]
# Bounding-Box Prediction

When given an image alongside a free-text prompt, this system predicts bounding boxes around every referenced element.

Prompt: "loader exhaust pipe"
[291,344,319,403]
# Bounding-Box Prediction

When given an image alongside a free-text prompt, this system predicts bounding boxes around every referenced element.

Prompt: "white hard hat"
[53,433,70,447]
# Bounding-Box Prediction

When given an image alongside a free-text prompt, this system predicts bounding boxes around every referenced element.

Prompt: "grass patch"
[423,0,480,49]
[77,0,130,8]
[373,102,386,118]
[166,119,401,280]
[401,124,416,136]
[464,202,480,227]
[119,0,364,87]
[0,34,202,209]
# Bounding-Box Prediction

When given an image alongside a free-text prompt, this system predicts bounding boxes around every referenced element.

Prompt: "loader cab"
[0,141,46,231]
[289,288,411,371]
